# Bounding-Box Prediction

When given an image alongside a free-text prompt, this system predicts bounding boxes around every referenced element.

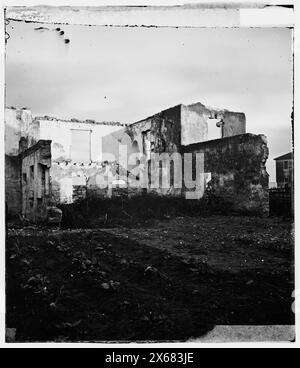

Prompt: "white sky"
[5,21,293,181]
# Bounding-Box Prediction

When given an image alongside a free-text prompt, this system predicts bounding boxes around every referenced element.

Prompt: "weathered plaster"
[127,105,182,155]
[183,134,269,215]
[5,155,22,216]
[21,140,52,222]
[181,103,246,146]
[5,107,35,156]
[34,117,125,163]
[5,107,37,216]
[222,111,246,138]
[181,103,209,146]
[5,102,268,217]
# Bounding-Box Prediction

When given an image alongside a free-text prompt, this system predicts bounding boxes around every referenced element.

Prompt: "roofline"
[129,104,183,126]
[34,116,126,127]
[274,153,293,161]
[6,106,127,127]
[22,140,52,159]
[128,101,245,127]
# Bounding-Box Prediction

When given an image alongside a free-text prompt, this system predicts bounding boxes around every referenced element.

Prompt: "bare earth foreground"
[7,216,294,342]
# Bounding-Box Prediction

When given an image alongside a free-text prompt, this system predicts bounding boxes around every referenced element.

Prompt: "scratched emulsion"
[6,5,241,28]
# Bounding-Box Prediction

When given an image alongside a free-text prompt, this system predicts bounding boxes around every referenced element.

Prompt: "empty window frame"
[40,164,50,196]
[30,166,34,180]
[71,130,91,163]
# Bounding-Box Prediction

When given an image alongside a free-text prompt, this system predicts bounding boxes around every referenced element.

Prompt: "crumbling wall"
[21,140,52,222]
[100,103,248,199]
[5,103,259,215]
[35,117,125,163]
[181,103,246,146]
[222,111,246,138]
[183,134,269,215]
[5,155,22,216]
[5,107,37,216]
[50,163,93,204]
[126,105,183,197]
[100,105,183,197]
[181,103,209,146]
[50,162,114,203]
[50,161,138,203]
[127,105,182,156]
[101,128,133,163]
[5,107,34,155]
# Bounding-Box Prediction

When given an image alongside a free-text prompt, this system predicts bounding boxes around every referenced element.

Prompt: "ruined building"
[5,102,269,223]
[274,152,293,189]
[5,107,125,222]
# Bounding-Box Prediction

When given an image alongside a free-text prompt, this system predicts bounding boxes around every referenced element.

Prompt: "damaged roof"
[34,116,126,127]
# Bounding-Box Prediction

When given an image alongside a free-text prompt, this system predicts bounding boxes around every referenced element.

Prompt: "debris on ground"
[6,215,294,342]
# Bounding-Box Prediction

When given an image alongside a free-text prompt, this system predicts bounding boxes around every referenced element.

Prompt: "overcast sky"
[6,21,293,181]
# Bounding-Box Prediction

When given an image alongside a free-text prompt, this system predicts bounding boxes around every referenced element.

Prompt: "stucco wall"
[101,105,182,188]
[181,103,246,146]
[5,107,35,156]
[5,103,254,213]
[101,128,132,163]
[5,107,37,216]
[115,104,182,157]
[50,161,135,204]
[222,111,246,138]
[34,118,124,163]
[183,134,269,215]
[50,162,100,204]
[99,103,250,200]
[181,103,209,146]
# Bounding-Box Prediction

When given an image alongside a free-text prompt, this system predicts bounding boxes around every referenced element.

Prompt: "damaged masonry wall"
[181,103,246,146]
[32,116,125,163]
[5,101,269,220]
[5,107,125,218]
[21,140,52,223]
[5,107,36,216]
[102,102,246,163]
[99,103,268,215]
[183,134,270,215]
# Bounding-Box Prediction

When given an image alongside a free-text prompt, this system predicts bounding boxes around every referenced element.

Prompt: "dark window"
[30,166,34,180]
[71,130,91,163]
[41,166,46,187]
[39,164,50,196]
[170,160,175,187]
[148,159,152,186]
[23,173,27,182]
[132,140,140,153]
[284,161,289,169]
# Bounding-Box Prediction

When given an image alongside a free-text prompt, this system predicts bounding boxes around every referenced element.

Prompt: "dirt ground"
[6,215,294,342]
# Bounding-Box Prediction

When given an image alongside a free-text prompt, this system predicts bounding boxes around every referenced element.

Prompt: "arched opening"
[132,140,140,154]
